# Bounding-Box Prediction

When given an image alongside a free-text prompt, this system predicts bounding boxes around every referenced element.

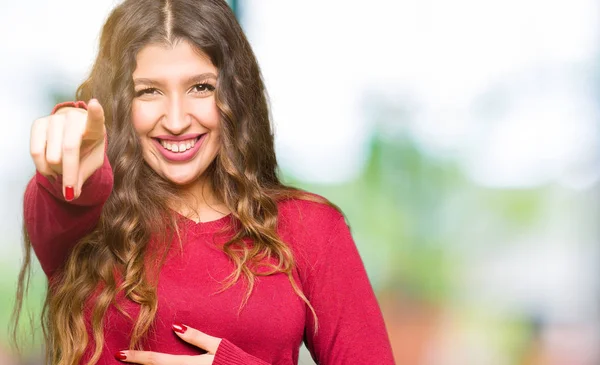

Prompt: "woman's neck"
[171,176,231,223]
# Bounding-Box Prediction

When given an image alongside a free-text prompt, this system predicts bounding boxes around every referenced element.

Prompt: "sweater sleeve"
[24,148,113,278]
[212,339,271,365]
[302,215,396,364]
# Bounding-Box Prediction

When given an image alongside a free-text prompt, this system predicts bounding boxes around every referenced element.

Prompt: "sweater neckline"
[178,211,235,234]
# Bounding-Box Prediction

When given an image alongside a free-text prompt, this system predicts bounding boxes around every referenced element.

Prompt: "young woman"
[14,0,395,364]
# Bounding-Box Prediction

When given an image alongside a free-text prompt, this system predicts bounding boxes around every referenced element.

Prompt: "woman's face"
[131,39,221,186]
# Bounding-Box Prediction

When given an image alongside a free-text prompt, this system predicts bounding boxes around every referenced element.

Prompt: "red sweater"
[24,151,395,364]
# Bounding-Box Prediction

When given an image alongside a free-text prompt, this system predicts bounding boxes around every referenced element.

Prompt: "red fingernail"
[65,186,74,201]
[172,323,187,334]
[114,351,127,361]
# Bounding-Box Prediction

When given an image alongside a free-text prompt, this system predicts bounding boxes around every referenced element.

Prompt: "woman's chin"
[162,171,202,186]
[144,155,212,187]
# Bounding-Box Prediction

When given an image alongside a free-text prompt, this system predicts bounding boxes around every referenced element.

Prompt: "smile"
[157,136,201,153]
[151,134,207,162]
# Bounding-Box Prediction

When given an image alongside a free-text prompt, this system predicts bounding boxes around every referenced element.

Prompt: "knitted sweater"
[24,151,395,364]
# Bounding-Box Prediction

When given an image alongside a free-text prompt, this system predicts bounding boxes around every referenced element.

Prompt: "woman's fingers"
[30,117,54,177]
[45,114,65,167]
[116,351,174,364]
[115,351,214,365]
[172,324,221,354]
[61,114,86,200]
[83,99,106,141]
[29,99,107,201]
[114,325,221,365]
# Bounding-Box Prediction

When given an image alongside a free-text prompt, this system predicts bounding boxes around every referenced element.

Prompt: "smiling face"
[131,39,221,187]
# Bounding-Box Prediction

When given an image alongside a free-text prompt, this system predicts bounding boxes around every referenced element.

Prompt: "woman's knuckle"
[49,114,65,125]
[46,155,61,165]
[32,117,46,128]
[30,147,42,158]
[66,109,88,123]
[62,142,79,154]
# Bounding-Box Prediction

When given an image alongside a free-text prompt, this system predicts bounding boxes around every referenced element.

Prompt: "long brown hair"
[12,1,342,364]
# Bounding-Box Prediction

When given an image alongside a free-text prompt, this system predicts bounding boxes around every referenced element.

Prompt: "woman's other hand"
[30,99,106,201]
[115,324,222,365]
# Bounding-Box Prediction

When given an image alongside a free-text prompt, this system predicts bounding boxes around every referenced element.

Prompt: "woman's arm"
[24,152,113,277]
[24,101,113,277]
[303,215,396,364]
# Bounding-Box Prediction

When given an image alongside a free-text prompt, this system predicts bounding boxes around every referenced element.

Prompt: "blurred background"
[1,0,599,364]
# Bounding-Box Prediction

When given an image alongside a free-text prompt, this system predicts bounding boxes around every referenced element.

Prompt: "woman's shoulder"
[275,192,347,250]
[274,193,354,277]
[277,192,343,226]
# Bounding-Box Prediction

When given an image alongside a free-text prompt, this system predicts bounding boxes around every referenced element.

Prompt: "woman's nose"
[161,96,191,134]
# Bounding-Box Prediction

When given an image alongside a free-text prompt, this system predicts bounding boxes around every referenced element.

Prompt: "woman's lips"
[152,133,207,162]
[154,133,202,141]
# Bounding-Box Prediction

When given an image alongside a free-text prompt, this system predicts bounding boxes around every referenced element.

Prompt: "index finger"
[172,324,221,354]
[84,99,105,138]
[61,118,86,200]
[116,350,199,364]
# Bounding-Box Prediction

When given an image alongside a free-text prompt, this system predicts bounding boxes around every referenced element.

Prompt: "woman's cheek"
[131,101,160,133]
[192,99,221,130]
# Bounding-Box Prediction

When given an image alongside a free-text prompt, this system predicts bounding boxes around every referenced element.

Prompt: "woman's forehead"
[133,40,217,80]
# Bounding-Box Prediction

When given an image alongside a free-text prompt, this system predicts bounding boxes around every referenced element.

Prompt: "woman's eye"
[191,83,216,94]
[135,88,159,97]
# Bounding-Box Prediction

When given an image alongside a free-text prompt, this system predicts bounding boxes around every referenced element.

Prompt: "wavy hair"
[12,1,342,364]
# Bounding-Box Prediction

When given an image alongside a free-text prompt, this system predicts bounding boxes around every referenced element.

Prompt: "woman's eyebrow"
[186,73,218,84]
[133,73,218,87]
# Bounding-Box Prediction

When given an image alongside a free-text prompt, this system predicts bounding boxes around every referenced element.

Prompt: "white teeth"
[158,136,201,153]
